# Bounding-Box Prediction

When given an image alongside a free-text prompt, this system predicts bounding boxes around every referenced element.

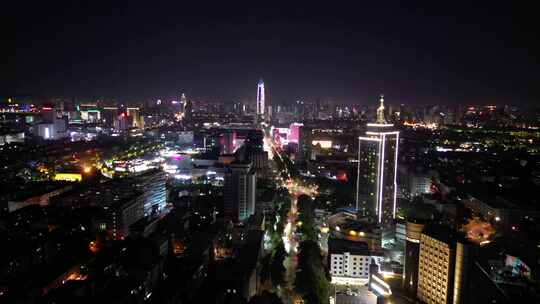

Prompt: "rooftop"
[328,238,383,256]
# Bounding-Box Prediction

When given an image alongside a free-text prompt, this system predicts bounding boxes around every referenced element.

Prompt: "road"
[264,130,411,304]
[264,130,318,303]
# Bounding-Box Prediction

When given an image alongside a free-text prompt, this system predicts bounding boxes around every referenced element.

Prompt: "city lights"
[4,4,539,304]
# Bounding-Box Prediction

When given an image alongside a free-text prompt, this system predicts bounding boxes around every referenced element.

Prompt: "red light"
[336,170,348,182]
[42,107,52,111]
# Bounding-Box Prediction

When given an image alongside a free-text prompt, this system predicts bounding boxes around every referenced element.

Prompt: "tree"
[295,241,329,304]
[270,242,287,287]
[260,254,272,285]
[297,195,316,241]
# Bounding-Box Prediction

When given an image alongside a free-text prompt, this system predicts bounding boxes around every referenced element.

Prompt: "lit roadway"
[265,130,410,304]
[264,130,318,303]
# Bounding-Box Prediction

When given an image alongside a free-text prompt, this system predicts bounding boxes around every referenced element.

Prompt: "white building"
[0,131,24,145]
[329,238,383,285]
[37,123,55,140]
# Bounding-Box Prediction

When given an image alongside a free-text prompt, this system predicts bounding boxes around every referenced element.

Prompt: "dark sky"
[3,2,539,105]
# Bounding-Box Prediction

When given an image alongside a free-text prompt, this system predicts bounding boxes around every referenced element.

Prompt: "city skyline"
[4,2,540,105]
[2,3,540,304]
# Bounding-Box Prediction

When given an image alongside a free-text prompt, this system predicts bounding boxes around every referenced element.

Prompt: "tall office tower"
[224,162,257,222]
[102,107,119,128]
[403,220,426,296]
[256,78,265,116]
[127,107,142,128]
[116,111,130,131]
[356,95,399,223]
[184,95,193,121]
[219,130,237,155]
[247,149,269,176]
[417,225,472,304]
[298,126,313,161]
[180,93,187,111]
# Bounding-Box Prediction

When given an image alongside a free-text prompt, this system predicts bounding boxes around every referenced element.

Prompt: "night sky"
[4,2,539,105]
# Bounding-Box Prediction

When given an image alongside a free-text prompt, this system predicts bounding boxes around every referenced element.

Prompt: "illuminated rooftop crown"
[376,95,386,123]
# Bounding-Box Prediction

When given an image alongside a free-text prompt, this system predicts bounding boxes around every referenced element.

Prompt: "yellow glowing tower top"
[376,95,386,124]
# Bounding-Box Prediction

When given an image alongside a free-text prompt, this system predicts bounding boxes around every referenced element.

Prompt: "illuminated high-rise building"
[219,130,237,155]
[102,107,119,128]
[224,162,257,222]
[256,78,265,116]
[184,94,193,121]
[127,107,142,129]
[356,95,399,223]
[180,92,187,111]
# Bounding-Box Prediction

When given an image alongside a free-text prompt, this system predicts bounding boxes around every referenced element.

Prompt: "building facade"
[224,162,257,222]
[417,225,471,304]
[328,238,383,285]
[297,126,312,161]
[356,96,400,223]
[418,231,453,304]
[403,220,425,296]
[256,78,265,117]
[220,130,237,155]
[134,170,167,216]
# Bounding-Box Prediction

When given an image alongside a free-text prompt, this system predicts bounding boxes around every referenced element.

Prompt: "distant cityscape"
[1,75,539,304]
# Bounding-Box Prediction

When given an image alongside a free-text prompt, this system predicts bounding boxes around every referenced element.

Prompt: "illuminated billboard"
[312,140,332,149]
[54,173,82,182]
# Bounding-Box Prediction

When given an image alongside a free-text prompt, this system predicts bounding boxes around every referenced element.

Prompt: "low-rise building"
[328,238,383,285]
[461,195,540,236]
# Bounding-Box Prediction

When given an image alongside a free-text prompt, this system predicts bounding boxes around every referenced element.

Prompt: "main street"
[265,130,318,303]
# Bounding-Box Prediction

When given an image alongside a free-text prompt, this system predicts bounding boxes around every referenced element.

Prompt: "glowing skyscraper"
[180,93,187,110]
[256,78,265,116]
[356,95,399,223]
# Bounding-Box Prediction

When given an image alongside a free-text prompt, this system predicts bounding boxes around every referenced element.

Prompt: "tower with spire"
[376,95,386,123]
[356,95,400,224]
